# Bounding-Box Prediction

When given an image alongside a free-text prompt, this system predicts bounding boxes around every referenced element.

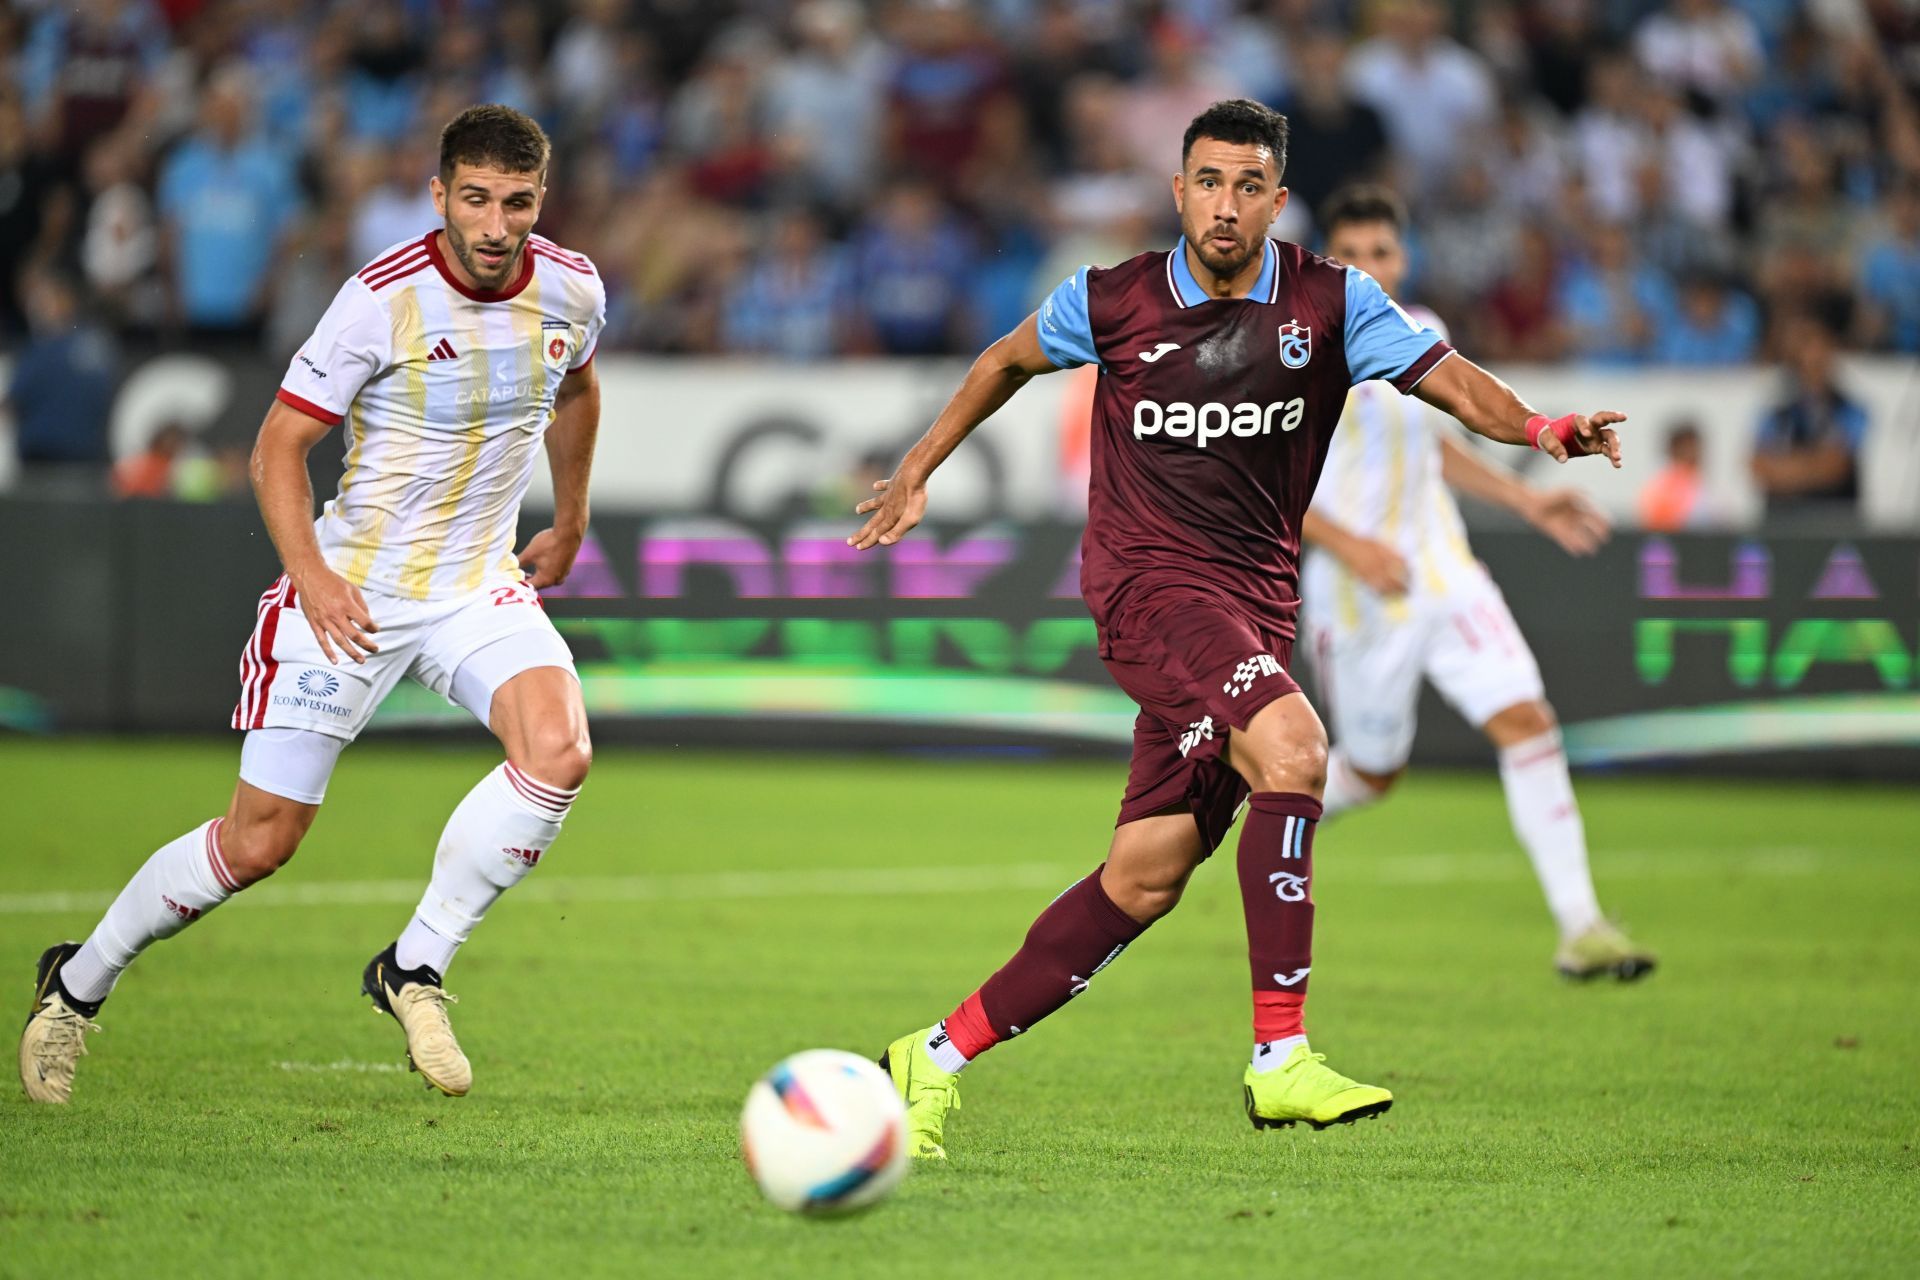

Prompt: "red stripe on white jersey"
[530,236,590,268]
[529,246,593,276]
[233,576,294,731]
[363,254,431,292]
[358,237,431,280]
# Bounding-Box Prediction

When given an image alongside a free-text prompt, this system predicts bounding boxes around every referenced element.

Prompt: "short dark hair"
[1181,99,1289,180]
[1320,183,1408,236]
[439,104,550,183]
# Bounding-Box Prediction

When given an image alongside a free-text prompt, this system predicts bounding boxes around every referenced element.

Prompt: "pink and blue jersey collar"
[1165,238,1279,307]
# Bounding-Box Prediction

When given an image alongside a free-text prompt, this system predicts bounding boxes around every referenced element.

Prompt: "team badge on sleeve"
[542,318,570,365]
[1278,321,1311,369]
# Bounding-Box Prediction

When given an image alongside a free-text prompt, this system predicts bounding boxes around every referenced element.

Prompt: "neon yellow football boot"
[878,1027,962,1160]
[1555,921,1657,982]
[1243,1044,1393,1131]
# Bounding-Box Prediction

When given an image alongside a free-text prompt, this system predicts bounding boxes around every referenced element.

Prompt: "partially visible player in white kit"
[19,105,606,1103]
[1301,186,1654,980]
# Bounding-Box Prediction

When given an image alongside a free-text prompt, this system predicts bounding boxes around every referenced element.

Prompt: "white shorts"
[1304,563,1545,775]
[230,575,576,802]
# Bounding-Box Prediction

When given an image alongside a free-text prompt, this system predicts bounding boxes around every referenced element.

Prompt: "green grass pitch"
[2,739,1916,1278]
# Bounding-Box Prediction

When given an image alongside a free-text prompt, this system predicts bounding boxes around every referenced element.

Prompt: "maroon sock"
[942,865,1148,1060]
[1237,793,1321,1043]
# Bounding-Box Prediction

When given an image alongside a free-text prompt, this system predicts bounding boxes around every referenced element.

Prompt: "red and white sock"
[1497,730,1602,939]
[1237,793,1319,1054]
[927,866,1148,1073]
[61,819,241,1004]
[394,762,578,975]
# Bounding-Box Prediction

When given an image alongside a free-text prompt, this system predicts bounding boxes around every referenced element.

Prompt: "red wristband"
[1526,413,1580,453]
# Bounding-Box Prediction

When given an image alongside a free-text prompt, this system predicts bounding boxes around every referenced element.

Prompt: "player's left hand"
[1538,411,1625,468]
[517,527,583,589]
[848,476,928,551]
[1528,487,1611,556]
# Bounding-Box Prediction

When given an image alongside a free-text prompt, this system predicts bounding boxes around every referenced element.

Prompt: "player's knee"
[1486,699,1557,747]
[1240,734,1327,797]
[1105,866,1188,924]
[220,818,303,887]
[520,729,592,792]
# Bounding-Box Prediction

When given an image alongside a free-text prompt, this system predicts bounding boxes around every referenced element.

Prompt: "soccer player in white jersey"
[20,106,607,1103]
[1301,186,1655,980]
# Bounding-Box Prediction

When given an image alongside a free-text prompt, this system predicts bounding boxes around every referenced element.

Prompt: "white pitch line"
[0,848,1835,917]
[275,1059,406,1074]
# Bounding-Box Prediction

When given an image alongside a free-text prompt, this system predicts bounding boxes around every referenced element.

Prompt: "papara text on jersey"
[1132,398,1305,448]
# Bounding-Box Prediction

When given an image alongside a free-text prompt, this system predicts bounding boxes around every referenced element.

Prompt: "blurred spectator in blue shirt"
[343,7,425,145]
[885,0,1013,195]
[1557,223,1672,365]
[157,67,301,342]
[722,207,852,360]
[767,0,887,212]
[5,270,120,468]
[1652,272,1761,364]
[852,181,977,355]
[1751,315,1869,520]
[1855,178,1920,354]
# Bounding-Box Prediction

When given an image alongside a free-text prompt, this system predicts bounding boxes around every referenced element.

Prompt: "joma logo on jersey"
[1133,397,1304,448]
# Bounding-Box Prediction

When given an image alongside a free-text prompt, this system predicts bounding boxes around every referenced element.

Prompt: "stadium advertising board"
[3,499,1915,775]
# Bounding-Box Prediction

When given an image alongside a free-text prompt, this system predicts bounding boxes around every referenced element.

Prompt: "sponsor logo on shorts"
[1132,397,1304,448]
[1223,653,1285,698]
[275,669,352,718]
[1268,871,1308,902]
[1178,715,1215,757]
[298,669,340,699]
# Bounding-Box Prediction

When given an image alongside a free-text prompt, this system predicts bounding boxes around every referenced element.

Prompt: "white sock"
[1321,749,1386,819]
[1497,730,1603,939]
[62,819,240,1004]
[1251,1035,1308,1073]
[394,763,578,974]
[924,1021,971,1074]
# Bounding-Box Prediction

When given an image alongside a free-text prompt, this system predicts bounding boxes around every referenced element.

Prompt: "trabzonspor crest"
[1278,321,1311,369]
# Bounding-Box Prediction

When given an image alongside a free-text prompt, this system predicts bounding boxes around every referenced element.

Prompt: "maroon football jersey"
[1038,239,1452,641]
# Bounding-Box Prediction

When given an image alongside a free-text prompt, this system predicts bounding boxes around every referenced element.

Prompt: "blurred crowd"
[1,0,1914,512]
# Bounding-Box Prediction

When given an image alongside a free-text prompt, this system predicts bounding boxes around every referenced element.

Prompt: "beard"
[447,221,523,287]
[1188,226,1259,279]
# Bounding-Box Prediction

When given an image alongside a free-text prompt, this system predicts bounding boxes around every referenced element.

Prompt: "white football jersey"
[1308,305,1477,629]
[276,232,606,601]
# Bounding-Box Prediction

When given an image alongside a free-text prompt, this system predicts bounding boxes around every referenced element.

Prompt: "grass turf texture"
[2,740,1916,1279]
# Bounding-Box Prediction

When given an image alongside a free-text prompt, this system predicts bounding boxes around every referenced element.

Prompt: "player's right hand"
[1343,536,1410,597]
[291,565,380,664]
[848,477,928,551]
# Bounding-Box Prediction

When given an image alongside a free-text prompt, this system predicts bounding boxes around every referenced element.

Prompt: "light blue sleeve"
[1343,267,1446,387]
[1036,267,1100,370]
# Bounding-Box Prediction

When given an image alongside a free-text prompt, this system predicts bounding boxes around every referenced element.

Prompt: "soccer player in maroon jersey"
[848,100,1623,1156]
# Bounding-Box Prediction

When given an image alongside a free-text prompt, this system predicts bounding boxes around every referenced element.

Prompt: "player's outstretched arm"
[1301,509,1410,595]
[1412,355,1624,468]
[1437,433,1610,556]
[518,360,601,589]
[848,313,1060,551]
[250,398,380,664]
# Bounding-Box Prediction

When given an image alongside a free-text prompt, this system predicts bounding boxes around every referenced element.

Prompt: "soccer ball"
[740,1049,910,1215]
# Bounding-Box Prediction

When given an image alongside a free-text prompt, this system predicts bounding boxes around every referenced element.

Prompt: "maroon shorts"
[1098,588,1301,854]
